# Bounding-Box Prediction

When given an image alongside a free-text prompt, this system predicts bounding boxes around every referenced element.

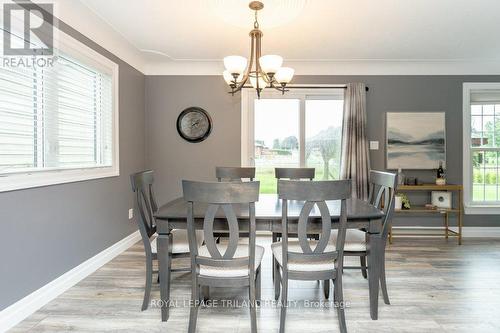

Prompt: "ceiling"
[79,0,500,75]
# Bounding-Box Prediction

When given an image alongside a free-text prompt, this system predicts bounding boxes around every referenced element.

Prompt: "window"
[241,88,344,193]
[463,83,500,214]
[0,29,119,192]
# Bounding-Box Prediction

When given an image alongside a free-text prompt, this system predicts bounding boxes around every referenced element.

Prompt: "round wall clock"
[176,107,212,143]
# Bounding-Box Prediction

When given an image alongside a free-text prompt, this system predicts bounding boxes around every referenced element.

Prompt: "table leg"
[367,233,382,320]
[157,232,172,322]
[445,212,449,239]
[458,189,463,245]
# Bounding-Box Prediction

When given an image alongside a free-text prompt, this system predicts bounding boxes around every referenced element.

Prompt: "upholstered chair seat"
[330,229,367,252]
[271,240,337,272]
[151,229,203,254]
[198,244,264,278]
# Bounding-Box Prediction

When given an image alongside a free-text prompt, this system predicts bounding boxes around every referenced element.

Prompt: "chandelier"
[223,1,295,98]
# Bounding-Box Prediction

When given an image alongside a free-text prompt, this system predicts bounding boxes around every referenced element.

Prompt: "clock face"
[176,107,212,143]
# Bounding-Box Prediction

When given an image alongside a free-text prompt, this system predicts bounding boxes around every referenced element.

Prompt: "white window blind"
[0,24,118,192]
[0,53,113,175]
[0,66,37,171]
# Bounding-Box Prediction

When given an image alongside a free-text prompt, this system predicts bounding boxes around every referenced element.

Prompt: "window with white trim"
[0,27,119,192]
[463,83,500,214]
[241,88,344,193]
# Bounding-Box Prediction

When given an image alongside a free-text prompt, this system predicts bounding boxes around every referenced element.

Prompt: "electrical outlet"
[128,208,134,220]
[369,141,379,150]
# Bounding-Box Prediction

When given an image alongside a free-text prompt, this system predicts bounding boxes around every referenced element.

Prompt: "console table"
[390,184,463,245]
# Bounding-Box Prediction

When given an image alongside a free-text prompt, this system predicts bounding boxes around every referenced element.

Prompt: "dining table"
[154,193,385,322]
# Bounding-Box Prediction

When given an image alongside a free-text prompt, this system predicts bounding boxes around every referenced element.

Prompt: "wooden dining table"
[154,194,385,322]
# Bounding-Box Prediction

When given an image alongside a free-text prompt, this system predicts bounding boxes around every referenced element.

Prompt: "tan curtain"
[340,83,370,200]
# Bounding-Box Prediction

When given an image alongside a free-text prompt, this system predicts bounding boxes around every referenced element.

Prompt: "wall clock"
[176,107,212,143]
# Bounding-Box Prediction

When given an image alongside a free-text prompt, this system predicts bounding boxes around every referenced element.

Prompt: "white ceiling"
[78,0,500,75]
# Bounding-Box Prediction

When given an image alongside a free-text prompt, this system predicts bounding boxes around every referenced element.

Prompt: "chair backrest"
[278,179,351,272]
[368,170,397,239]
[182,180,260,277]
[130,170,158,255]
[216,166,256,181]
[275,167,315,180]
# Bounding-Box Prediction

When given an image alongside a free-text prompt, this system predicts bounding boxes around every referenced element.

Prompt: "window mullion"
[33,66,45,169]
[299,95,305,167]
[43,66,59,168]
[33,65,38,168]
[93,73,99,164]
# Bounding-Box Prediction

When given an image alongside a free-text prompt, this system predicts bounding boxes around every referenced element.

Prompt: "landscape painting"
[386,112,446,169]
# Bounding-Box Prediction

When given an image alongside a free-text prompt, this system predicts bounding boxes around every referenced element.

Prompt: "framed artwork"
[386,112,446,169]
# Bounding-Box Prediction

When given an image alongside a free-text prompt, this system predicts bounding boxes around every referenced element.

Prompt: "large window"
[242,88,344,193]
[463,83,500,214]
[0,29,118,192]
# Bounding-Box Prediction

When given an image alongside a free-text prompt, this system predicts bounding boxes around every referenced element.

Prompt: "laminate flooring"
[10,236,500,333]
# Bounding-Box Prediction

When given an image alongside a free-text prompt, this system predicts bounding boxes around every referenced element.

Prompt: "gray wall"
[0,19,145,309]
[145,77,241,202]
[145,75,500,227]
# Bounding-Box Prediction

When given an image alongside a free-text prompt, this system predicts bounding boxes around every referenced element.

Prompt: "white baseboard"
[462,227,500,238]
[392,226,500,238]
[0,230,141,333]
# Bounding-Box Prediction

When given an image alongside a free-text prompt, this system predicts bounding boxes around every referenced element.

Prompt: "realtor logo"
[3,2,53,56]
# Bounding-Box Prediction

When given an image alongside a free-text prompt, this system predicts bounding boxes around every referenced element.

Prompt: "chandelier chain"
[254,10,259,29]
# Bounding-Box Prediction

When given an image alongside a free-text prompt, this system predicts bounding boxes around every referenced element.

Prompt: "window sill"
[464,205,500,215]
[0,167,119,193]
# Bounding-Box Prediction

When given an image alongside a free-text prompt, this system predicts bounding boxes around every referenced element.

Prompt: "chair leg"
[141,256,153,311]
[334,276,347,333]
[188,277,200,333]
[279,272,288,333]
[272,233,278,282]
[360,256,368,279]
[274,259,281,301]
[256,266,262,304]
[249,272,257,333]
[166,251,172,310]
[323,280,330,299]
[380,251,390,305]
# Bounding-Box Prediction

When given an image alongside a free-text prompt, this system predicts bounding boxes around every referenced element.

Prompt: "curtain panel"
[340,83,370,200]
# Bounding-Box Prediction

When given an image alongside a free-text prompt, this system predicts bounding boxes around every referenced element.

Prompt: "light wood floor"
[10,236,500,333]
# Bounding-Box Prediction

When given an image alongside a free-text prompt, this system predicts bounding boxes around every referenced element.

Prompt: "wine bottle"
[437,161,444,179]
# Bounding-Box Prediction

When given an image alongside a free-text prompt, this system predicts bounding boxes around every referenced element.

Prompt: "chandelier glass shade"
[223,1,295,97]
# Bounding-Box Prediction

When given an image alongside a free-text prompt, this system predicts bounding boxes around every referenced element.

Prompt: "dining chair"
[330,170,396,305]
[273,167,317,283]
[216,166,256,181]
[272,179,351,333]
[215,167,256,240]
[182,180,263,333]
[130,170,203,310]
[275,167,315,182]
